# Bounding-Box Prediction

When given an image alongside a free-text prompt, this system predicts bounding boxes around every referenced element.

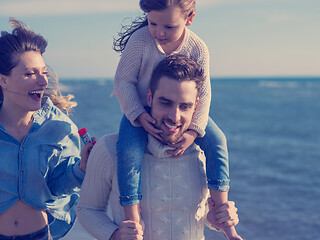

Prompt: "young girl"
[113,1,242,239]
[0,18,94,239]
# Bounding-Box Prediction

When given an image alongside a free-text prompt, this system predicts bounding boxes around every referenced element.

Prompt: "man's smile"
[163,121,180,133]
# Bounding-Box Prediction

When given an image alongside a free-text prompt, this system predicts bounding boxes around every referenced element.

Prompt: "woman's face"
[1,51,48,113]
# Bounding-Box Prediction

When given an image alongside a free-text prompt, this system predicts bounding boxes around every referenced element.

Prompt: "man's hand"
[207,198,243,240]
[138,112,163,140]
[110,220,143,240]
[167,129,198,157]
[207,198,239,228]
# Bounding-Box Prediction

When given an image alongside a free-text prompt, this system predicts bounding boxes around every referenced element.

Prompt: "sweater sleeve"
[76,136,118,240]
[188,33,211,137]
[113,29,149,126]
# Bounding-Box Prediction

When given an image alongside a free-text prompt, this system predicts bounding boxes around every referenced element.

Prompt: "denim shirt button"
[20,147,23,151]
[20,171,24,175]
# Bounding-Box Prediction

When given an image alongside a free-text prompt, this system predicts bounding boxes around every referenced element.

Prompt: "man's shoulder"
[98,133,119,144]
[89,133,119,163]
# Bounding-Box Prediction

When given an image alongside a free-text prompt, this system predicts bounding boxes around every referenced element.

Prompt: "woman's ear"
[185,12,196,26]
[147,89,153,107]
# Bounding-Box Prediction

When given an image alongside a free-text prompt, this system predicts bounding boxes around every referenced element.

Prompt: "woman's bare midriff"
[0,199,48,236]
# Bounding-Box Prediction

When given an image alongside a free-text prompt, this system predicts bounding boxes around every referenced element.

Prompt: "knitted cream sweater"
[113,26,211,137]
[77,134,211,240]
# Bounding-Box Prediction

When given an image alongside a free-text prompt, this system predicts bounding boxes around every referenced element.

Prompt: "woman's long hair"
[0,18,76,115]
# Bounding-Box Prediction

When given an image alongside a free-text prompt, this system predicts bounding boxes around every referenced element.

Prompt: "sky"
[0,0,319,79]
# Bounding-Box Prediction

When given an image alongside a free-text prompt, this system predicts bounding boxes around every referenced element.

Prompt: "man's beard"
[160,130,183,145]
[155,118,185,146]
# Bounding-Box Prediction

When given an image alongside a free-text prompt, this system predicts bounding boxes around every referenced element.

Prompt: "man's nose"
[168,107,181,123]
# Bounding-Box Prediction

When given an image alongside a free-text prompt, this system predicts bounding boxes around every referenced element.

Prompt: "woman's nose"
[38,74,48,86]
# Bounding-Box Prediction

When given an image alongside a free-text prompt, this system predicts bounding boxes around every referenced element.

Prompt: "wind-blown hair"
[113,0,196,53]
[149,54,204,95]
[0,18,76,115]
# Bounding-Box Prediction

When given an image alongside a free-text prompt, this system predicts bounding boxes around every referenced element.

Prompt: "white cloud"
[0,0,140,17]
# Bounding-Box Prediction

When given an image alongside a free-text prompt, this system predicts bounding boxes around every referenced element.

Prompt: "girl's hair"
[113,0,195,53]
[0,18,76,115]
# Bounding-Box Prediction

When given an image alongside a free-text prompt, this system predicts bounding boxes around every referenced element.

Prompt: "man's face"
[147,76,198,145]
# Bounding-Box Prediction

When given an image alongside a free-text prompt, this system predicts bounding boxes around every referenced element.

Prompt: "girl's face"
[0,51,48,113]
[147,6,195,50]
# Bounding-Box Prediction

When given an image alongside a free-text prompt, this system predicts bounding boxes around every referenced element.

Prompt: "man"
[77,55,239,240]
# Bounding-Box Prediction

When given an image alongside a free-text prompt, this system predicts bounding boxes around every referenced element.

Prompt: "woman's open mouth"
[28,90,44,101]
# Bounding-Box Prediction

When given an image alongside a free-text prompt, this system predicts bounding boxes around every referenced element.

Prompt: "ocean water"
[61,77,320,240]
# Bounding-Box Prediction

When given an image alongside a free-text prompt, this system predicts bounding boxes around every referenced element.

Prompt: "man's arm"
[76,135,119,240]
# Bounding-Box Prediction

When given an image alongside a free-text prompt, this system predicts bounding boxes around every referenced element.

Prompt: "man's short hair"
[149,54,205,95]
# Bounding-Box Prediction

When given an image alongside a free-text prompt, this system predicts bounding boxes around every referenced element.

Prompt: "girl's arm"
[189,45,211,137]
[113,29,148,126]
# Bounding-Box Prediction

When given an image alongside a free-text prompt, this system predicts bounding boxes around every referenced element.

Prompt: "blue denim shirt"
[0,97,85,239]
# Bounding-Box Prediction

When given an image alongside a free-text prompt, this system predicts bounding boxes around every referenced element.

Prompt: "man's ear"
[195,97,199,107]
[185,12,196,26]
[147,89,153,107]
[0,74,7,89]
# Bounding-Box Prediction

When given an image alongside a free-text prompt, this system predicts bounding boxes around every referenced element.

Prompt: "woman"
[0,18,94,239]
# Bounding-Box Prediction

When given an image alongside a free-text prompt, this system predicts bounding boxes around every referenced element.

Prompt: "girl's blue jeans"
[117,115,230,206]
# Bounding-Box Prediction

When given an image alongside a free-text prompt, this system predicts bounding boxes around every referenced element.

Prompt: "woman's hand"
[79,137,96,172]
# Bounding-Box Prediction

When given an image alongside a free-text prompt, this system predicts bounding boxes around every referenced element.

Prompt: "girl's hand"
[79,137,96,172]
[166,129,198,157]
[138,112,163,140]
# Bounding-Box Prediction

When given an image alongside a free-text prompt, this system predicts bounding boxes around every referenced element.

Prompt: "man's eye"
[160,101,170,106]
[180,105,191,111]
[25,72,35,77]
